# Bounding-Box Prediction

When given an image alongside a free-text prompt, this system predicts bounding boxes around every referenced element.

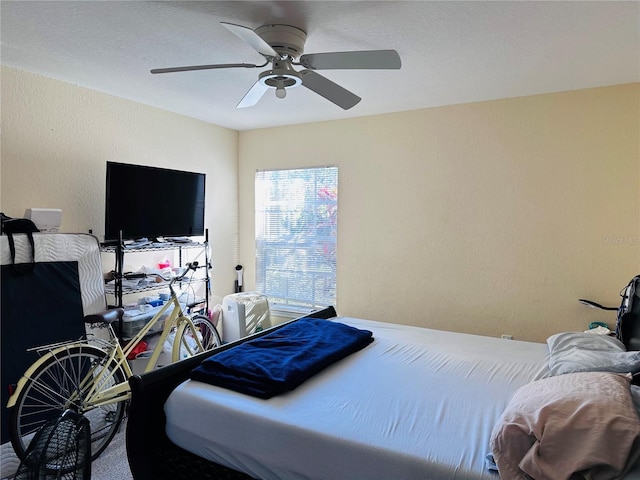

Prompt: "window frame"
[254,165,338,309]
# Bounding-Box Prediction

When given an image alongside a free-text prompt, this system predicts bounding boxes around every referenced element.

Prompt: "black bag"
[0,212,12,234]
[616,275,640,351]
[1,213,40,271]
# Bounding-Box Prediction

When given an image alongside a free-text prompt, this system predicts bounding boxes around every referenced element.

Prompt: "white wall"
[1,66,239,303]
[239,84,640,342]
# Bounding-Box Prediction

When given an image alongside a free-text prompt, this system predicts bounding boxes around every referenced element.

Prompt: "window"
[255,166,338,308]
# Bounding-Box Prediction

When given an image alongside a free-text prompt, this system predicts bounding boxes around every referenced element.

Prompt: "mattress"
[165,316,549,480]
[0,232,105,315]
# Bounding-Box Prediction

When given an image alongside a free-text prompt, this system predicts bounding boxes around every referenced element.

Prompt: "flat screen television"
[104,161,205,242]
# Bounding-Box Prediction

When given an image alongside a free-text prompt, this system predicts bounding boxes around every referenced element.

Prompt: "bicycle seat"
[84,307,124,325]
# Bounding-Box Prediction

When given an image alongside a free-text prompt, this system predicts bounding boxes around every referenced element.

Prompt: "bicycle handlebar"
[170,261,202,282]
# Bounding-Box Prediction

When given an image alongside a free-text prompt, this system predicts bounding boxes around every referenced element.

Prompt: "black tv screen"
[105,162,205,241]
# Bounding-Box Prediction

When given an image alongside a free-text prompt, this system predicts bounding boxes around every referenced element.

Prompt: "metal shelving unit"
[100,230,211,338]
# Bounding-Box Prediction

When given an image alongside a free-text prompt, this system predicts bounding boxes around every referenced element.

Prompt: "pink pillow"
[491,372,640,480]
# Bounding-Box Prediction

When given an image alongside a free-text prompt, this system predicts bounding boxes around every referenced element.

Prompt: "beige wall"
[1,66,239,303]
[239,84,640,342]
[2,66,638,342]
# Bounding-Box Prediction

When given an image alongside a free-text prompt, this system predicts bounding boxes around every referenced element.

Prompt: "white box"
[24,208,62,233]
[126,325,173,374]
[128,351,173,375]
[222,292,271,343]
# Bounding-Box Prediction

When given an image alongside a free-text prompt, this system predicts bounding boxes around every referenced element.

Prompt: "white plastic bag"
[164,327,201,359]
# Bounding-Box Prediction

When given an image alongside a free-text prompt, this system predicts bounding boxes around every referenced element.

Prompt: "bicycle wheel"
[172,315,221,362]
[9,344,127,461]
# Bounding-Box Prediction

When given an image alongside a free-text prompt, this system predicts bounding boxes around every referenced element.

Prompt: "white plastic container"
[120,302,184,338]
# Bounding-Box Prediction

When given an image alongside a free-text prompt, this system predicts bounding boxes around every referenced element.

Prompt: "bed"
[126,306,640,479]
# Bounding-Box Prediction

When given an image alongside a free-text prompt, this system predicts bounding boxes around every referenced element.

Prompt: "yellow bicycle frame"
[7,292,205,410]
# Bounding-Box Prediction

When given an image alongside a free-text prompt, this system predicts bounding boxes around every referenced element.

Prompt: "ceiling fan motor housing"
[255,24,307,59]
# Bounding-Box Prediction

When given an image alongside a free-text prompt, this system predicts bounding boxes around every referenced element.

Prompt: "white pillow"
[547,331,640,376]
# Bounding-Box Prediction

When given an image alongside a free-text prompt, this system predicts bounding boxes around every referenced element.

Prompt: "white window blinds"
[255,166,338,308]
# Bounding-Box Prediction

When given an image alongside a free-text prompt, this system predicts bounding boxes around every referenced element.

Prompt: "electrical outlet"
[501,334,513,340]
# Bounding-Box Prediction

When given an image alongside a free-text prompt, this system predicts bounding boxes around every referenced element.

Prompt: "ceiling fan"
[150,22,401,110]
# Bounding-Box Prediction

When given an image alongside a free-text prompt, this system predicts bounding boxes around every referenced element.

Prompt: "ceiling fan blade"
[221,22,279,59]
[236,81,270,108]
[151,63,260,74]
[300,70,361,110]
[299,50,401,70]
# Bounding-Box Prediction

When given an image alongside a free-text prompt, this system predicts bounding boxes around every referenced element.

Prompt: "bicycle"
[6,261,222,462]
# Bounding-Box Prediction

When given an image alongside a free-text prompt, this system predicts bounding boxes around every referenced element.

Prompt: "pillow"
[547,331,640,376]
[490,372,640,480]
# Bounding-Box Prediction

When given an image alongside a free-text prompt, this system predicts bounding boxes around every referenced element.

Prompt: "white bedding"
[165,317,549,480]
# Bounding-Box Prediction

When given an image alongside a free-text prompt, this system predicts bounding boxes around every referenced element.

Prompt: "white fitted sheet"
[165,317,549,480]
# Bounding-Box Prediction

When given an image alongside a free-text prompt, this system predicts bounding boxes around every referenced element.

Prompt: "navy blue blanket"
[190,318,374,398]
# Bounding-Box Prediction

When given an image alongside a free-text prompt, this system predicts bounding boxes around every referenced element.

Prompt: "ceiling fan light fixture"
[275,85,287,99]
[258,63,302,100]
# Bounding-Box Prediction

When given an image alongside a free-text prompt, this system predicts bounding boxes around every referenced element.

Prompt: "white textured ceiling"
[2,1,638,131]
